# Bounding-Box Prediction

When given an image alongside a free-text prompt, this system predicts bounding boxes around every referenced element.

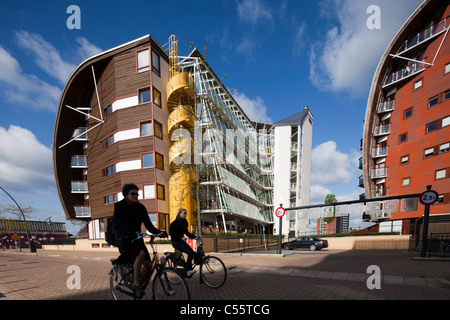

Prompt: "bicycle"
[109,232,190,300]
[164,235,227,289]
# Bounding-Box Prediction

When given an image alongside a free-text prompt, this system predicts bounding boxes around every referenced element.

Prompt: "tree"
[323,194,337,223]
[0,203,35,220]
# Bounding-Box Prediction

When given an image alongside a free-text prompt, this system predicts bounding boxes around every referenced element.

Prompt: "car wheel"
[309,244,317,251]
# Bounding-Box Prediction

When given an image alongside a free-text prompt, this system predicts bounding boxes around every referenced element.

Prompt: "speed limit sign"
[419,190,439,205]
[275,206,285,218]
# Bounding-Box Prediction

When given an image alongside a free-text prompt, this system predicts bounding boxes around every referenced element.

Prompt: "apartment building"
[53,35,312,241]
[359,0,450,234]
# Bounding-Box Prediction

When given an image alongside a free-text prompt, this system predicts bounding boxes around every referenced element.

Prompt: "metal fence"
[409,233,450,257]
[207,236,280,253]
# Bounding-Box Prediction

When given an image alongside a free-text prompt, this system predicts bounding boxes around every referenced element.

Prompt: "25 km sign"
[275,206,285,218]
[419,190,439,205]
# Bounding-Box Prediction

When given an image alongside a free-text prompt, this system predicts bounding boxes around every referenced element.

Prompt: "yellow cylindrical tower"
[166,36,197,230]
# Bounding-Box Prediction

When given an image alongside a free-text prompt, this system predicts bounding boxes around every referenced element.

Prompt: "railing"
[71,155,87,168]
[371,167,387,179]
[372,147,388,158]
[211,236,280,253]
[409,233,450,258]
[385,60,427,87]
[72,127,88,141]
[71,181,88,193]
[377,100,395,113]
[399,18,448,54]
[74,205,91,218]
[374,124,390,136]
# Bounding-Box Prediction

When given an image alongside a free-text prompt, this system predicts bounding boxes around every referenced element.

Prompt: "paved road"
[1,249,449,304]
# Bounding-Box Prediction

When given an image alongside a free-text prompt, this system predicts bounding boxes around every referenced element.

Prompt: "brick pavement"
[0,248,449,301]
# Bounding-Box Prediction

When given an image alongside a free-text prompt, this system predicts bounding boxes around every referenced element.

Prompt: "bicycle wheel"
[152,268,190,300]
[109,267,136,300]
[200,256,227,288]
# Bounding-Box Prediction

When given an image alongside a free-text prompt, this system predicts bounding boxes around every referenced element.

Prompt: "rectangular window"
[100,135,114,150]
[443,116,450,128]
[440,142,449,154]
[102,164,116,177]
[400,155,409,165]
[436,169,447,180]
[103,193,118,205]
[104,105,112,118]
[152,50,160,76]
[426,121,437,134]
[399,133,407,144]
[157,184,165,200]
[155,152,164,170]
[154,120,163,140]
[424,147,435,158]
[414,79,422,90]
[153,87,161,108]
[402,177,410,186]
[143,184,155,199]
[428,96,439,108]
[446,63,450,74]
[140,121,152,136]
[403,107,413,119]
[142,153,154,168]
[137,49,150,72]
[139,87,151,104]
[445,90,450,101]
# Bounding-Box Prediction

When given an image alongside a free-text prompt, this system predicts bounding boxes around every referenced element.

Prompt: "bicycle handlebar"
[131,231,167,243]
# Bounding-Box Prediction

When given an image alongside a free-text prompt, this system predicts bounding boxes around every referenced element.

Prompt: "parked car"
[282,237,328,251]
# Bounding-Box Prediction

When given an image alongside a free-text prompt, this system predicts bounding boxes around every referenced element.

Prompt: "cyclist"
[169,208,199,277]
[112,183,167,293]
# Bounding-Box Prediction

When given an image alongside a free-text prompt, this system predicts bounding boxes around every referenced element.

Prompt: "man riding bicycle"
[112,183,167,293]
[169,208,199,277]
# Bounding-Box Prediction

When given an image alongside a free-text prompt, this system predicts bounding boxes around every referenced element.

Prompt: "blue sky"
[0,0,423,234]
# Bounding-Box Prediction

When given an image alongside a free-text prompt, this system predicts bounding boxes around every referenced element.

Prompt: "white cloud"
[14,30,76,84]
[310,184,332,204]
[0,46,61,111]
[309,0,422,96]
[236,0,273,24]
[233,91,272,123]
[0,125,54,195]
[311,141,353,185]
[292,21,307,56]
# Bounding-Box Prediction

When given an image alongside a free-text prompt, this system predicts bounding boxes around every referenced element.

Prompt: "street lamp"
[0,187,33,252]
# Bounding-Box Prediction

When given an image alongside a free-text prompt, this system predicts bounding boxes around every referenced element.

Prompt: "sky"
[0,0,424,235]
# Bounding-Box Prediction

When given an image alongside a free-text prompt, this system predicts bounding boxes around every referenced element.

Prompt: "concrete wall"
[325,235,411,250]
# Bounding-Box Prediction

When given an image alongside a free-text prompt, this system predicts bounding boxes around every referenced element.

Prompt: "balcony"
[373,124,390,136]
[71,181,89,193]
[397,18,448,56]
[358,157,363,169]
[384,60,427,88]
[72,127,88,141]
[71,155,87,168]
[377,100,395,113]
[371,167,387,179]
[74,206,91,218]
[358,175,364,188]
[372,147,388,158]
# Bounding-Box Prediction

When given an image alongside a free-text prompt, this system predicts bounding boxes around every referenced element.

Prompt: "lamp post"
[0,187,33,252]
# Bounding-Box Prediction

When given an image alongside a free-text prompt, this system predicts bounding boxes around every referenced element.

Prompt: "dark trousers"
[172,241,196,271]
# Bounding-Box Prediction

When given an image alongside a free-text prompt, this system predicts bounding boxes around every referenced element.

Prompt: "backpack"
[105,216,125,248]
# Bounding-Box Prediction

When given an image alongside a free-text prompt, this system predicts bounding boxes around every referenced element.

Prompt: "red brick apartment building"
[360,0,450,235]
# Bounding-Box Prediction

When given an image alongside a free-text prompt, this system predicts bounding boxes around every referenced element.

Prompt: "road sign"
[275,206,285,218]
[419,190,439,205]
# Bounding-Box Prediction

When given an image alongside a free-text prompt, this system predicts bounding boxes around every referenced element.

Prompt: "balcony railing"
[398,18,448,55]
[71,181,88,193]
[372,147,388,158]
[374,124,390,136]
[71,155,87,168]
[358,175,364,188]
[377,100,395,113]
[74,206,91,218]
[72,127,88,141]
[371,167,387,179]
[384,60,427,87]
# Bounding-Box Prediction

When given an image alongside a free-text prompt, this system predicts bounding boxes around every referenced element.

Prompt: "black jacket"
[113,199,160,245]
[169,215,195,244]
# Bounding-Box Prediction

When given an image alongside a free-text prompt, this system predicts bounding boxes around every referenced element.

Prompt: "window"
[399,133,407,144]
[424,147,435,158]
[402,177,410,186]
[142,153,153,168]
[403,107,413,119]
[153,87,161,108]
[100,135,114,150]
[414,79,422,90]
[440,142,449,154]
[102,164,116,177]
[152,50,160,76]
[137,49,150,72]
[443,116,450,128]
[154,120,163,140]
[445,90,450,101]
[103,193,118,205]
[155,152,164,170]
[446,63,450,74]
[140,121,152,136]
[157,184,165,200]
[436,169,447,180]
[428,96,439,108]
[143,185,155,199]
[426,121,437,134]
[104,105,112,117]
[400,155,409,165]
[139,87,151,104]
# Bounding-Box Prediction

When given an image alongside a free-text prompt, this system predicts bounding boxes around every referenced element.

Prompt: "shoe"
[132,284,145,294]
[186,270,197,277]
